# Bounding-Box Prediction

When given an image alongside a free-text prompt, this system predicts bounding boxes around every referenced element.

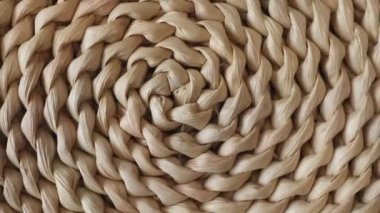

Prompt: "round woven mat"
[0,0,379,212]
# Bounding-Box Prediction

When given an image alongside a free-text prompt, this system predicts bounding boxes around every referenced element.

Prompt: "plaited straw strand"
[0,0,379,212]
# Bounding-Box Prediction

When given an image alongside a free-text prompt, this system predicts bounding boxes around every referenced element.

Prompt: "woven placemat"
[0,0,379,212]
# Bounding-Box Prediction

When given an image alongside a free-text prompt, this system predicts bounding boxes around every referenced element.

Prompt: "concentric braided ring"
[0,0,379,212]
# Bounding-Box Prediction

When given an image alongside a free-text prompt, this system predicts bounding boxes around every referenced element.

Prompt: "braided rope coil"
[0,0,379,212]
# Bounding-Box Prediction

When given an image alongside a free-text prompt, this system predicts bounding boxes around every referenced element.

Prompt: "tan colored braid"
[327,0,378,211]
[289,0,355,211]
[353,78,380,212]
[0,0,57,211]
[0,0,380,212]
[361,3,380,210]
[247,1,328,209]
[1,0,132,212]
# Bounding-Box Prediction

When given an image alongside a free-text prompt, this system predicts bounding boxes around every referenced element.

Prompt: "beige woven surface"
[0,0,379,212]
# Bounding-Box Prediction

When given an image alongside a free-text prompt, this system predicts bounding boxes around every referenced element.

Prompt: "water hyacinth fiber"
[0,0,380,212]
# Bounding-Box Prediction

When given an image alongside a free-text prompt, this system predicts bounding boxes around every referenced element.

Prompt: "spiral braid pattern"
[0,0,379,212]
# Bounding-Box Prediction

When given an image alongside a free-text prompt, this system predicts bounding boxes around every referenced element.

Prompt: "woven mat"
[0,0,380,212]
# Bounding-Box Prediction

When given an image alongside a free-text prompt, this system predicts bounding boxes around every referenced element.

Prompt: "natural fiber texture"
[0,0,379,212]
